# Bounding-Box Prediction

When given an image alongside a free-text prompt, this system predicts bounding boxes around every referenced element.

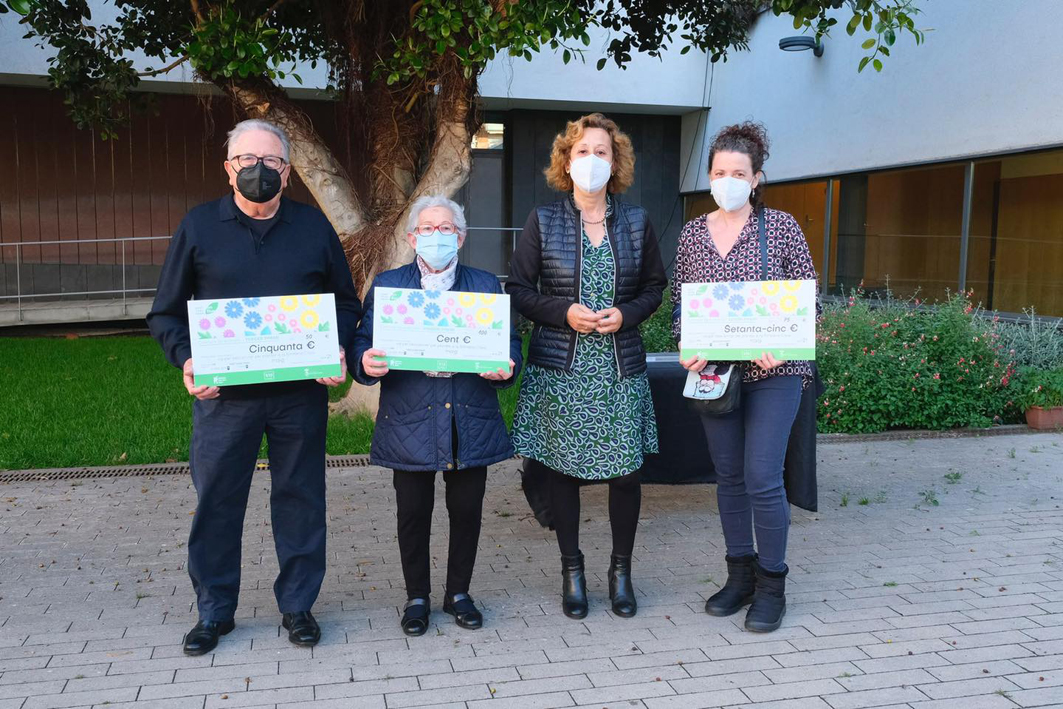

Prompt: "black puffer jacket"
[506,197,667,377]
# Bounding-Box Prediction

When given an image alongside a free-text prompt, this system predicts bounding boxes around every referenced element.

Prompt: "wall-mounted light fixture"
[779,36,824,57]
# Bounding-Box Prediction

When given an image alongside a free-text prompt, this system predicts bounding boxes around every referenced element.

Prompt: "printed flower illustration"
[301,294,321,307]
[382,305,394,315]
[458,293,477,307]
[199,318,211,330]
[443,308,451,315]
[301,310,319,328]
[223,329,235,338]
[475,307,493,325]
[408,291,425,308]
[479,293,498,305]
[224,301,244,318]
[762,282,780,296]
[214,316,226,328]
[424,303,441,320]
[397,305,407,315]
[292,328,302,334]
[759,297,767,305]
[244,312,263,329]
[728,294,745,311]
[404,317,414,325]
[465,313,475,323]
[242,297,260,308]
[455,307,463,316]
[709,310,720,317]
[265,314,273,322]
[280,296,299,311]
[424,290,441,300]
[268,304,277,312]
[713,284,730,300]
[701,298,713,309]
[730,282,744,291]
[689,299,699,310]
[782,280,801,292]
[780,295,798,313]
[447,298,455,306]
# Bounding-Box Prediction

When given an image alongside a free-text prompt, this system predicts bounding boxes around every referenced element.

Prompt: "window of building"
[833,163,966,302]
[966,149,1063,315]
[471,123,504,150]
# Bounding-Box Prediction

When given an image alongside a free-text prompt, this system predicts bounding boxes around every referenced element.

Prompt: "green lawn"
[0,335,522,471]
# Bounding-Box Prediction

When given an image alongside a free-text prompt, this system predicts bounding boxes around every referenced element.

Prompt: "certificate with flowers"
[187,294,342,386]
[680,280,817,361]
[372,287,510,373]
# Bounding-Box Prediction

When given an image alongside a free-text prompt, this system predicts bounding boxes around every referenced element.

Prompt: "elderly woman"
[674,122,819,633]
[507,113,667,619]
[353,196,522,636]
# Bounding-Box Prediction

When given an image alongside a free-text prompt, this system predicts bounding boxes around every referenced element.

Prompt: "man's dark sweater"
[147,194,361,397]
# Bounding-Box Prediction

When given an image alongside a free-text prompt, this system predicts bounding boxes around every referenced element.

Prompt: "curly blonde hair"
[544,113,636,194]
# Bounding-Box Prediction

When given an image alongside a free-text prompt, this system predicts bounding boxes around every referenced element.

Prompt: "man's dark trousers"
[188,384,328,621]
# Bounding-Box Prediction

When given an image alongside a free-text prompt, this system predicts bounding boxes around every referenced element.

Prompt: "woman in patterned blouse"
[672,122,818,633]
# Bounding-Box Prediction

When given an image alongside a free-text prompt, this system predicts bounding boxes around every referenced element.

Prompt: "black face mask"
[235,162,283,203]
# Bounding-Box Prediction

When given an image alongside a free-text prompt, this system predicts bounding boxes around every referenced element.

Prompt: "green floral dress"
[512,228,659,480]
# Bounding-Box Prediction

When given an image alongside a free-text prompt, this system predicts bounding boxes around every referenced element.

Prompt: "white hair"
[406,195,467,234]
[226,119,291,162]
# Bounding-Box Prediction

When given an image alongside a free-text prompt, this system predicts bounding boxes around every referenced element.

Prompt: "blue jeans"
[699,376,802,572]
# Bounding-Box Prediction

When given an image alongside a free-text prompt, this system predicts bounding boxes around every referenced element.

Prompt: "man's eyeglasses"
[229,154,287,171]
[414,222,459,236]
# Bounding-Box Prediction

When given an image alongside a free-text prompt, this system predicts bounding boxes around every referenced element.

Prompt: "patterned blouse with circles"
[670,207,820,385]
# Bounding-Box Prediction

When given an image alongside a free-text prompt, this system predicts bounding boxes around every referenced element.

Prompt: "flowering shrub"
[1015,367,1063,409]
[816,291,1019,433]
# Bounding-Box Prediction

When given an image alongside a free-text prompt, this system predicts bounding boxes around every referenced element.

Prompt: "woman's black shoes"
[281,611,321,647]
[608,554,637,618]
[745,561,787,633]
[182,619,235,656]
[561,553,589,619]
[401,598,430,637]
[704,554,757,617]
[443,593,483,630]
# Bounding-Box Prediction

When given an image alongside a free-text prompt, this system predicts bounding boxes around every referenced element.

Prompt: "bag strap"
[757,206,768,281]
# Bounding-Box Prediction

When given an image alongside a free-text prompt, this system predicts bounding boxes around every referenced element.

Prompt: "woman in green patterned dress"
[506,113,667,619]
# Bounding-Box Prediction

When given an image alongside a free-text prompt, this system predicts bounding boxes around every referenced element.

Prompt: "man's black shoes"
[282,611,321,647]
[182,619,235,656]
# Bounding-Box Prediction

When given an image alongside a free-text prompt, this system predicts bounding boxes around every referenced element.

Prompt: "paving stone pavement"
[1,432,1062,709]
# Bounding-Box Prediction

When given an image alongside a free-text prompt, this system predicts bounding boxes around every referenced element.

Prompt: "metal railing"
[0,235,172,322]
[0,228,523,322]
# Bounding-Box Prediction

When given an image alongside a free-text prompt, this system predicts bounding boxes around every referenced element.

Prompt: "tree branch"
[137,55,189,77]
[261,0,289,22]
[190,0,205,24]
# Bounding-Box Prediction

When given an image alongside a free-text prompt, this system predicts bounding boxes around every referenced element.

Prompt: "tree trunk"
[334,67,478,418]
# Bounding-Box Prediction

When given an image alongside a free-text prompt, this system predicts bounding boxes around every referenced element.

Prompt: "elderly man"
[147,119,361,655]
[353,195,522,637]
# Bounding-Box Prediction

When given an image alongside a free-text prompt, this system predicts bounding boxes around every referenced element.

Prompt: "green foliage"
[816,290,1020,433]
[639,287,680,354]
[384,0,590,84]
[1014,367,1063,410]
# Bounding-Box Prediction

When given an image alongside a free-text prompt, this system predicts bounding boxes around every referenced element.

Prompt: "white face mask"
[569,155,612,193]
[710,176,754,212]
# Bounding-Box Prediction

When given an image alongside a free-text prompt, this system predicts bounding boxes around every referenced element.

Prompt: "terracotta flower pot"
[1025,406,1063,431]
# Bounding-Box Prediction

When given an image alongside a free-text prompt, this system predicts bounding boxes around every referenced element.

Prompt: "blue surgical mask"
[416,230,459,270]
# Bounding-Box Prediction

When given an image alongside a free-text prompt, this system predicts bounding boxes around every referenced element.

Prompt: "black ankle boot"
[561,553,588,619]
[745,561,787,633]
[704,554,757,617]
[608,554,637,617]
